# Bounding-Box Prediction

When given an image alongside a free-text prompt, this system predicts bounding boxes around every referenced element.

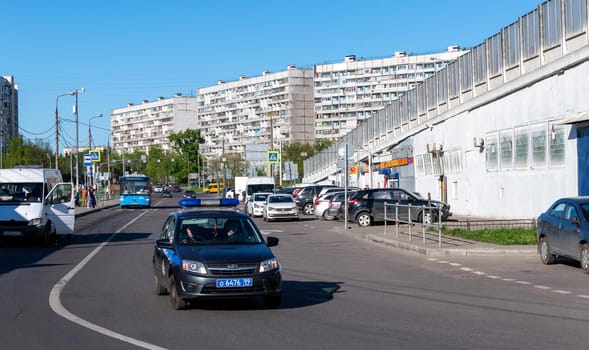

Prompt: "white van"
[0,167,75,244]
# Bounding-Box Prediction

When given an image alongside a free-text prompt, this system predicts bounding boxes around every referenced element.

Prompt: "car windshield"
[253,194,269,202]
[178,217,262,245]
[269,195,293,203]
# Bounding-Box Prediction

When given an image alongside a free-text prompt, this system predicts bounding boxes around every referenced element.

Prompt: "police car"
[153,198,282,310]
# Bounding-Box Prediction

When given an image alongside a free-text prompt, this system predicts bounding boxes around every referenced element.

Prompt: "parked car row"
[246,192,298,221]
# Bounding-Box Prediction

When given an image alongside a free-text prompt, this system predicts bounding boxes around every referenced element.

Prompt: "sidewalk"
[75,198,120,218]
[333,221,537,257]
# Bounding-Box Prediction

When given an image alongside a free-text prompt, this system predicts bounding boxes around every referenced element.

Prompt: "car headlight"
[28,218,43,226]
[254,203,263,208]
[259,258,279,272]
[182,260,207,274]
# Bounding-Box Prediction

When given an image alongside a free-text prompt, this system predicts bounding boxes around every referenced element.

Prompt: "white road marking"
[534,285,552,290]
[430,259,586,301]
[49,209,168,350]
[552,290,573,295]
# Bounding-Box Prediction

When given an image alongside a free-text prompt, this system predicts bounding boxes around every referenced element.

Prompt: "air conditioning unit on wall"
[427,143,443,153]
[473,137,485,148]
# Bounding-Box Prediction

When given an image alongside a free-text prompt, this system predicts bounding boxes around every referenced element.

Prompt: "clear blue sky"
[2,0,543,153]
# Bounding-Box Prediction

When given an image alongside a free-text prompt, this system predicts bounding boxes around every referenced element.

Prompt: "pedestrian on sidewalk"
[82,186,87,207]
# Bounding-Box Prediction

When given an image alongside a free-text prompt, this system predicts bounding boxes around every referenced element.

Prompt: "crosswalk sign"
[267,150,280,164]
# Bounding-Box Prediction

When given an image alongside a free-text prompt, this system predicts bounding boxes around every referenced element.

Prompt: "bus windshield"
[121,177,149,195]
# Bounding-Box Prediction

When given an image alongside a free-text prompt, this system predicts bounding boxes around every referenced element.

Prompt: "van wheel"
[40,224,51,246]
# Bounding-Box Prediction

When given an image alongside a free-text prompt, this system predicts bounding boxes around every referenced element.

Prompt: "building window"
[550,124,566,166]
[499,130,514,170]
[514,127,529,168]
[486,134,498,171]
[532,124,547,168]
[565,0,587,37]
[541,0,563,49]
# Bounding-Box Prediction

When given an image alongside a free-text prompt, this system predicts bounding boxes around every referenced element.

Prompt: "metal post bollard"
[422,204,426,244]
[407,203,412,241]
[395,204,399,238]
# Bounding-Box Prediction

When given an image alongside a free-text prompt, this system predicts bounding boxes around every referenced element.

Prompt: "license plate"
[4,231,22,236]
[215,278,253,288]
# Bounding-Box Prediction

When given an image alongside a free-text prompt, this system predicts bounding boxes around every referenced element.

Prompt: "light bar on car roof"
[179,198,240,208]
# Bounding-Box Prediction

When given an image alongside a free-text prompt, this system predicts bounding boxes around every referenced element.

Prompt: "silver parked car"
[314,192,343,220]
[263,194,299,222]
[537,196,589,273]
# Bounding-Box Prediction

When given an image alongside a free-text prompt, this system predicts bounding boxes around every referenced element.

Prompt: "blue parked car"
[537,196,589,273]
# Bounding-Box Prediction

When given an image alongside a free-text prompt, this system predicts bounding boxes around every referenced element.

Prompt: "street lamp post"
[88,113,103,187]
[72,88,85,190]
[55,91,76,170]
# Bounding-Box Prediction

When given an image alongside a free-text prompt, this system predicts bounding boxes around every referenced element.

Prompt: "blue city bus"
[119,175,151,208]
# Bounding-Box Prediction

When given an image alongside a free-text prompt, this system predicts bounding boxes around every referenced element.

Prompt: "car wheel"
[356,212,372,227]
[538,237,555,265]
[303,203,314,215]
[264,294,282,308]
[154,273,167,295]
[169,276,187,310]
[580,244,589,274]
[322,211,333,221]
[418,210,437,224]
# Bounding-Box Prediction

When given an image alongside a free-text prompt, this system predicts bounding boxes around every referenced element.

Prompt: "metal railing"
[384,202,443,247]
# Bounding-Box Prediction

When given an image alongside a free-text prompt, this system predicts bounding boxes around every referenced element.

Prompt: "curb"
[75,203,120,218]
[366,234,537,256]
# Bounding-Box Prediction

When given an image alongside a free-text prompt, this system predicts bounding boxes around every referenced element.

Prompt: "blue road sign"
[83,154,92,167]
[267,151,280,164]
[89,150,101,162]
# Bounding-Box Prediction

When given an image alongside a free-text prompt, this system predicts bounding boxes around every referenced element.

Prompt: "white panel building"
[196,66,314,160]
[111,94,197,154]
[0,76,18,153]
[313,48,466,140]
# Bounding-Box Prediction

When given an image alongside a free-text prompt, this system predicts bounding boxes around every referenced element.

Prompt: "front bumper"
[173,269,282,300]
[266,208,299,220]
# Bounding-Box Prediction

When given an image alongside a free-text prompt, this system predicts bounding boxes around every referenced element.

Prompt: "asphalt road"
[1,195,589,350]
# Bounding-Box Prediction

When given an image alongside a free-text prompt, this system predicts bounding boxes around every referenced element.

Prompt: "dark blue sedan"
[153,198,282,309]
[537,196,589,273]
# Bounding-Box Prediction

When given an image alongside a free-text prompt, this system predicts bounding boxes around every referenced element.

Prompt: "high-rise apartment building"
[313,47,465,140]
[196,66,314,160]
[0,76,18,153]
[111,94,197,154]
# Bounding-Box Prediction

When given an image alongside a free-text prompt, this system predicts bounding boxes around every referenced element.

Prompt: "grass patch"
[441,227,537,245]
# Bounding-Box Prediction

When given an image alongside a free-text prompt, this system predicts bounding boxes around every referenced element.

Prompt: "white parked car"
[263,194,299,222]
[246,192,272,217]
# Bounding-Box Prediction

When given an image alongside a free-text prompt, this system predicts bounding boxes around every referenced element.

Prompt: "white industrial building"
[304,0,589,220]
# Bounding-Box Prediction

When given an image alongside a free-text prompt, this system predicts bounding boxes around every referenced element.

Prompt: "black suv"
[294,184,337,215]
[338,188,451,227]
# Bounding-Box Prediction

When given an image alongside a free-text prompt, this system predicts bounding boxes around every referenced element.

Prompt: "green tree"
[168,129,204,184]
[4,136,53,169]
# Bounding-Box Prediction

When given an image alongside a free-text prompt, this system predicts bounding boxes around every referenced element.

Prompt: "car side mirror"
[266,236,279,247]
[156,239,173,249]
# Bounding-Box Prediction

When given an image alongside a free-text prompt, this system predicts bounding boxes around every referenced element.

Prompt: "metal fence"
[384,202,444,247]
[442,219,537,231]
